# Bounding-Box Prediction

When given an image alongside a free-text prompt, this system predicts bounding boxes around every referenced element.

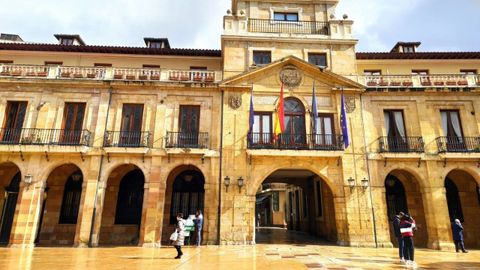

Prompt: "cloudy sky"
[1,0,479,52]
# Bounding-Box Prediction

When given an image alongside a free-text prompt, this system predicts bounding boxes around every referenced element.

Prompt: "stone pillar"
[140,172,164,247]
[422,186,455,250]
[89,180,106,247]
[8,177,46,247]
[372,187,394,248]
[74,176,99,247]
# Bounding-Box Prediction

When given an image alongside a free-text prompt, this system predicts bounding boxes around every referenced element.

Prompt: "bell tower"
[222,0,357,79]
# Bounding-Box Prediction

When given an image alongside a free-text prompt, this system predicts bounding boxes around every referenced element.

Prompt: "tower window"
[253,51,271,66]
[308,53,327,68]
[274,12,299,22]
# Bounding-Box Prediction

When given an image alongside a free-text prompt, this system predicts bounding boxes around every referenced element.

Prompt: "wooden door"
[178,105,200,147]
[0,173,20,244]
[60,103,86,145]
[1,102,27,143]
[120,104,144,146]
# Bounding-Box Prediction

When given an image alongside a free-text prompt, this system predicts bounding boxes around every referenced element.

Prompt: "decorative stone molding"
[279,65,302,89]
[228,94,242,109]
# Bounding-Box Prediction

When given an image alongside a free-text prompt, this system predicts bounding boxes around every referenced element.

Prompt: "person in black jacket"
[392,212,405,262]
[452,219,468,253]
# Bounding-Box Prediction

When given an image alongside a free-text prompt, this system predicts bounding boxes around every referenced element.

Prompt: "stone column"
[140,171,164,247]
[74,175,99,247]
[8,177,46,247]
[422,186,455,250]
[89,180,106,247]
[372,187,394,248]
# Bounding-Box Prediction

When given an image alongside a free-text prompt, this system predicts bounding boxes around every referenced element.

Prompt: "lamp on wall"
[24,174,33,185]
[237,176,244,193]
[224,176,231,192]
[347,177,355,190]
[361,177,369,189]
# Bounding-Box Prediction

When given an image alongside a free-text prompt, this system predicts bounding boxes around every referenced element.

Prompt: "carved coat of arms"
[345,95,356,113]
[279,65,302,88]
[228,94,242,110]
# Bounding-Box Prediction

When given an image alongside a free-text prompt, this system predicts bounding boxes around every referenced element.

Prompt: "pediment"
[220,56,364,91]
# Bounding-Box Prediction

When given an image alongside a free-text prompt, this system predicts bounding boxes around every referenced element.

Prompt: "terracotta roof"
[356,52,480,60]
[0,43,221,57]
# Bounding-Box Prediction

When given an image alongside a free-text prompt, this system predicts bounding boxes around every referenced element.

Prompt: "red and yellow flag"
[274,83,285,136]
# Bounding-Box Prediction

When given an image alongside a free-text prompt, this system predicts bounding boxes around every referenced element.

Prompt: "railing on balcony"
[357,74,480,90]
[165,132,209,149]
[0,128,91,146]
[103,131,151,148]
[378,136,424,153]
[248,133,344,150]
[436,136,480,153]
[0,64,223,83]
[248,19,329,35]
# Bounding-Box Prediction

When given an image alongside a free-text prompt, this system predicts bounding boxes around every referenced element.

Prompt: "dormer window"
[54,34,86,46]
[274,12,298,22]
[61,38,74,45]
[144,37,170,49]
[403,46,415,53]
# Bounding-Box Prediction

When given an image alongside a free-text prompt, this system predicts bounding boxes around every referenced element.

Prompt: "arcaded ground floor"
[1,229,479,270]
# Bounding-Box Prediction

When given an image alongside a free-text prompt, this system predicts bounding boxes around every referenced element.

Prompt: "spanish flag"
[274,83,285,136]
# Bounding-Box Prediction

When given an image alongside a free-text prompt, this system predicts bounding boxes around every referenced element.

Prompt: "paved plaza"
[0,229,478,270]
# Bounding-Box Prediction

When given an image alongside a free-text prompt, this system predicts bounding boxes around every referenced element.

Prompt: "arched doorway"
[281,98,306,148]
[444,170,480,248]
[0,162,21,245]
[162,166,205,245]
[384,170,428,247]
[36,164,83,246]
[255,169,337,244]
[99,165,145,246]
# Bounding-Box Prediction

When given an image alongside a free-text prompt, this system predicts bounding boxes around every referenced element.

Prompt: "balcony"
[165,132,209,149]
[0,128,91,146]
[378,136,424,153]
[247,133,344,151]
[248,19,329,35]
[436,136,480,153]
[0,64,223,83]
[103,131,151,148]
[357,74,480,90]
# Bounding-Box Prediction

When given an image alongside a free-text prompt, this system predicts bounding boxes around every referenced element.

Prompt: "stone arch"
[161,164,206,245]
[37,161,86,185]
[36,163,84,246]
[0,162,21,245]
[101,162,149,184]
[99,164,145,246]
[443,169,480,248]
[383,169,428,247]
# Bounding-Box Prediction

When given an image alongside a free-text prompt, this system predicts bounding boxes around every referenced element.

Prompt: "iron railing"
[104,131,151,148]
[247,133,344,150]
[165,132,209,149]
[436,136,480,153]
[357,74,480,89]
[378,136,424,153]
[0,128,91,146]
[248,19,329,35]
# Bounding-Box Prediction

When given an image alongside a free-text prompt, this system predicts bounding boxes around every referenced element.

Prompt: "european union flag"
[311,83,318,133]
[248,92,254,144]
[341,93,350,148]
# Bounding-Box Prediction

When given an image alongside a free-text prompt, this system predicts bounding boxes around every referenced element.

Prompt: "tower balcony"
[248,19,329,35]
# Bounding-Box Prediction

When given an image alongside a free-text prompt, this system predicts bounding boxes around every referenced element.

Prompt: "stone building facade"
[0,0,479,250]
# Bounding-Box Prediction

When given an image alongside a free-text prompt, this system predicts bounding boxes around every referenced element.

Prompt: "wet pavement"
[0,229,478,270]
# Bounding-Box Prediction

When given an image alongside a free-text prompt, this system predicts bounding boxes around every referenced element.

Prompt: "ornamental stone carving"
[279,65,302,88]
[345,95,356,113]
[228,94,242,110]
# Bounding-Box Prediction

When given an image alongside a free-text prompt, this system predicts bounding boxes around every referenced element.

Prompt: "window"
[364,70,382,76]
[460,69,477,75]
[403,46,415,53]
[44,61,63,66]
[315,181,322,217]
[253,51,271,66]
[170,170,205,224]
[308,53,327,68]
[440,110,465,151]
[178,105,200,147]
[59,172,83,224]
[252,112,272,144]
[120,104,144,146]
[274,12,299,21]
[1,101,27,143]
[314,114,335,145]
[149,42,162,49]
[60,103,86,145]
[272,191,279,212]
[283,98,306,146]
[60,38,74,45]
[384,110,408,151]
[115,169,144,224]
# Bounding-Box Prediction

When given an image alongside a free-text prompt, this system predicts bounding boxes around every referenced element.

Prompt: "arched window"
[170,170,205,224]
[445,178,464,222]
[282,98,306,147]
[115,169,144,225]
[59,171,83,224]
[385,175,408,221]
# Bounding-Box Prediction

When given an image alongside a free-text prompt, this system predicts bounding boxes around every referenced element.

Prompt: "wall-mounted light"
[347,177,355,189]
[24,174,33,185]
[361,177,369,189]
[237,176,244,193]
[224,176,231,192]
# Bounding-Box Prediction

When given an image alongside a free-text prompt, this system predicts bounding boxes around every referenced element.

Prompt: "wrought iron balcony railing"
[103,131,151,148]
[378,136,424,153]
[355,74,480,90]
[247,133,344,151]
[0,128,91,146]
[0,64,223,83]
[248,19,329,35]
[436,136,480,153]
[165,132,209,149]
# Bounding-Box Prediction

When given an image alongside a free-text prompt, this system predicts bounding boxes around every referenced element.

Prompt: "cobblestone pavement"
[0,229,478,270]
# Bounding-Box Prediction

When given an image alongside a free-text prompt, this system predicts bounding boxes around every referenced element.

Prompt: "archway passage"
[255,169,337,244]
[445,170,480,248]
[162,166,205,245]
[36,164,83,246]
[0,162,21,245]
[384,171,428,247]
[100,165,145,246]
